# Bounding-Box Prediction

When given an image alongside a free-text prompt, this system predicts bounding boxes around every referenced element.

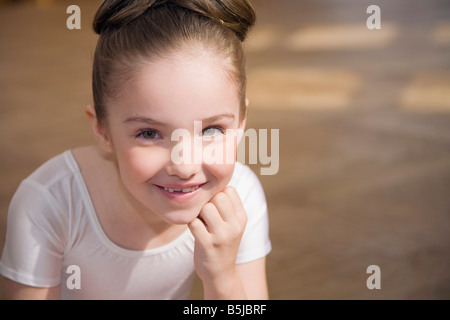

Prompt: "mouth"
[154,183,206,201]
[162,185,201,193]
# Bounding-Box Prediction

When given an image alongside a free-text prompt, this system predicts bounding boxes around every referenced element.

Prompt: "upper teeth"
[164,185,200,193]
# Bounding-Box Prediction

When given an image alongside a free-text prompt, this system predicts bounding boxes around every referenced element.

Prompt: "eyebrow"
[202,113,235,124]
[124,116,165,126]
[124,113,235,125]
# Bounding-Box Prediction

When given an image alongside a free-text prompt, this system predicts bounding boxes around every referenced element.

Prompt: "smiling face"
[97,51,245,225]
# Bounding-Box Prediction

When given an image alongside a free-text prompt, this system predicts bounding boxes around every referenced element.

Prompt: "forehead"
[110,52,241,125]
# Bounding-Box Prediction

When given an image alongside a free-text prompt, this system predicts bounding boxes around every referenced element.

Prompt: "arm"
[236,257,269,300]
[2,277,60,300]
[198,258,268,300]
[1,180,67,300]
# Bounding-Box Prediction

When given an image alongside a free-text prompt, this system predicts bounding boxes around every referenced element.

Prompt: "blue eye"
[137,130,161,140]
[202,126,225,137]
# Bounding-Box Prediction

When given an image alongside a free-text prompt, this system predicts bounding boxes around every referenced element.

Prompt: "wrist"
[202,268,247,300]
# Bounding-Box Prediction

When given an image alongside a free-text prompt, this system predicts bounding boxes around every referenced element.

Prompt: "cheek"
[117,147,168,183]
[204,136,239,185]
[206,162,236,190]
[213,162,234,177]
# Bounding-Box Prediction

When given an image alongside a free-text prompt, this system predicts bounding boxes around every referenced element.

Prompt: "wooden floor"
[1,0,450,299]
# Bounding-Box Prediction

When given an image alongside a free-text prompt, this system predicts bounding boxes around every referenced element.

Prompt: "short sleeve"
[0,180,67,287]
[230,163,272,264]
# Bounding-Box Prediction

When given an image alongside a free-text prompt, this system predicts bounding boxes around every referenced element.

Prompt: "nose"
[166,161,201,180]
[166,138,202,179]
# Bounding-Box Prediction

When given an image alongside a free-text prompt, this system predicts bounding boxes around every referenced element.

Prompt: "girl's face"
[102,52,245,225]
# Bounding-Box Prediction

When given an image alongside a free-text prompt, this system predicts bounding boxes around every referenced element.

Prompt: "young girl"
[0,0,271,300]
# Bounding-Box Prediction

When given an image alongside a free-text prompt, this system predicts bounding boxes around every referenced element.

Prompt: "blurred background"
[1,0,449,299]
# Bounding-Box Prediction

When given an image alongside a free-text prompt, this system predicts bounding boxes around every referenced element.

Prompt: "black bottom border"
[0,299,444,318]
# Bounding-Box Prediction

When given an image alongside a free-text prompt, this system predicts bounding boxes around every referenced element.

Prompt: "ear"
[85,104,114,153]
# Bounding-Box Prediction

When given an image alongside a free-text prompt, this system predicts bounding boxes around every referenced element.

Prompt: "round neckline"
[65,150,194,258]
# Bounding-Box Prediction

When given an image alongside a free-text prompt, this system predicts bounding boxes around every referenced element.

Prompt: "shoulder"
[229,162,261,189]
[7,150,82,231]
[228,162,267,213]
[16,150,79,208]
[25,150,79,190]
[229,162,266,199]
[1,151,82,287]
[3,151,80,267]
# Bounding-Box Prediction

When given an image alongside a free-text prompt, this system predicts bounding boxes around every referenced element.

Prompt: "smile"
[163,185,200,193]
[155,183,206,202]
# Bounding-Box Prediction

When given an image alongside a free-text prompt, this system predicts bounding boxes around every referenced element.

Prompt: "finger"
[223,186,247,225]
[210,191,235,222]
[198,202,222,233]
[188,217,210,243]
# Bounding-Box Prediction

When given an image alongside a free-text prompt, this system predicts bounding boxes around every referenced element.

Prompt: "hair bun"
[171,0,256,41]
[94,0,255,41]
[93,0,156,35]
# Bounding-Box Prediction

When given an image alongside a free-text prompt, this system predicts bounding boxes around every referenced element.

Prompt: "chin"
[158,207,202,225]
[149,188,218,225]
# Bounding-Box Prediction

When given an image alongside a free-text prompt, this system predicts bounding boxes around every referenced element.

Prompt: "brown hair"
[92,0,256,126]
